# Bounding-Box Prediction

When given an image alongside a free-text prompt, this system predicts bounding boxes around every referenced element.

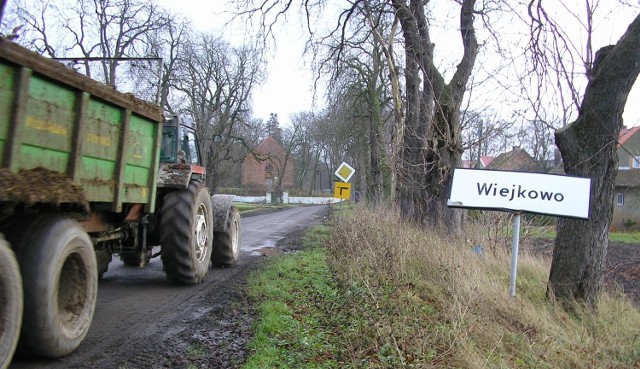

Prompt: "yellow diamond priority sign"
[335,162,355,182]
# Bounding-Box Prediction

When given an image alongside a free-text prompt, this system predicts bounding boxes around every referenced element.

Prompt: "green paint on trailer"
[0,40,164,212]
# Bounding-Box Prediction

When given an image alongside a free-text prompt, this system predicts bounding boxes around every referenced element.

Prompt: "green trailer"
[0,39,240,367]
[0,39,163,213]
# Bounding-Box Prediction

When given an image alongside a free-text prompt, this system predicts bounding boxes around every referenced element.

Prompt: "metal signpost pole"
[509,213,521,298]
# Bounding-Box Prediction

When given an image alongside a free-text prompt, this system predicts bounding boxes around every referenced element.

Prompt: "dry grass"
[325,205,640,368]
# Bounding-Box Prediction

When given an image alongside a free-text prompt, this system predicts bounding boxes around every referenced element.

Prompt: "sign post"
[448,168,591,298]
[509,213,521,298]
[334,162,355,219]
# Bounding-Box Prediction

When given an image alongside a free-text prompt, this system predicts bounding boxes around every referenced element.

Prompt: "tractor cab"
[157,115,206,188]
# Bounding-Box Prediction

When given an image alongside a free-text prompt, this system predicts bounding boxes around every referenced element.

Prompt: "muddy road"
[9,204,329,369]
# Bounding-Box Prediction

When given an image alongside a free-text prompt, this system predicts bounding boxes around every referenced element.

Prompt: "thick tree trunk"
[393,0,476,232]
[424,93,465,231]
[549,15,640,309]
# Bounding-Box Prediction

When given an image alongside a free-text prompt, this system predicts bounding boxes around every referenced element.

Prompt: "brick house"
[485,146,543,172]
[241,135,294,190]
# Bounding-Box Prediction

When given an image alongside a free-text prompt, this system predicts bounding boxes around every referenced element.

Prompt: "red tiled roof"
[619,126,640,146]
[480,156,494,167]
[486,147,543,173]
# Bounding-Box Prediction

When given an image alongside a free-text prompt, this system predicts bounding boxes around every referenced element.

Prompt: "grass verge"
[243,207,640,368]
[243,225,340,369]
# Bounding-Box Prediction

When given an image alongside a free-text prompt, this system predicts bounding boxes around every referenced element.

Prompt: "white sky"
[156,0,315,126]
[157,0,640,128]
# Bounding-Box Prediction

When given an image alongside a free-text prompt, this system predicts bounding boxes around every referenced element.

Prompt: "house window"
[616,193,624,206]
[265,163,273,172]
[633,156,640,168]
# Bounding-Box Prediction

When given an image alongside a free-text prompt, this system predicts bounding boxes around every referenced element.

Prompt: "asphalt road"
[8,204,329,369]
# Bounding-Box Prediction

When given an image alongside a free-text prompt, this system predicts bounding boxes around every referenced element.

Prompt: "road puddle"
[253,246,282,256]
[245,239,279,256]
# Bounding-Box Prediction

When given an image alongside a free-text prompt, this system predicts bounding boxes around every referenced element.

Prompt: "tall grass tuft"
[325,205,640,368]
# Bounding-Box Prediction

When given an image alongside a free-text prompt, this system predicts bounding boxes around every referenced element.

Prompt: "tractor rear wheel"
[212,206,240,268]
[160,181,213,284]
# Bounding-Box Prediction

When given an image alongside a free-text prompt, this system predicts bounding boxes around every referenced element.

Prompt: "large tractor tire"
[0,236,22,369]
[160,181,213,284]
[10,215,97,358]
[211,205,241,268]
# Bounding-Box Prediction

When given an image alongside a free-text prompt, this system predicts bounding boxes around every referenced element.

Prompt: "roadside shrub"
[324,205,640,368]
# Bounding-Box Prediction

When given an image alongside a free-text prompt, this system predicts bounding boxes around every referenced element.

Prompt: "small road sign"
[335,162,355,182]
[334,182,351,200]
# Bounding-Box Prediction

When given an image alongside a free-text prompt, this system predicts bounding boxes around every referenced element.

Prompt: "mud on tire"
[212,206,240,268]
[9,215,97,358]
[0,236,22,369]
[160,181,213,284]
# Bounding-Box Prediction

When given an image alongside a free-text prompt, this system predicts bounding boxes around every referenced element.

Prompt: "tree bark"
[549,14,640,309]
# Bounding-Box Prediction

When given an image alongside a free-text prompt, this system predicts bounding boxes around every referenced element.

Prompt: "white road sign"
[447,168,591,219]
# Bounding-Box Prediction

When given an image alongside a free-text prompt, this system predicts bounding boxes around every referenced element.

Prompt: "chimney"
[512,145,520,151]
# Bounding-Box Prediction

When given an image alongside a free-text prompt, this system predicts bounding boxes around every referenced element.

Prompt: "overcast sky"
[156,0,316,126]
[158,1,640,129]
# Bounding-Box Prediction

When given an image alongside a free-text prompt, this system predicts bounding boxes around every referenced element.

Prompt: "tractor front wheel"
[160,181,213,284]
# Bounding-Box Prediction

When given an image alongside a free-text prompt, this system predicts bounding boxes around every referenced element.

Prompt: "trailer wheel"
[212,206,241,268]
[160,181,213,284]
[0,236,22,369]
[12,215,97,358]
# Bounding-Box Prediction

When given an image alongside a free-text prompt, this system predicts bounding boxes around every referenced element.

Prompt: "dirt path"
[9,205,329,369]
[523,238,640,306]
[10,207,637,368]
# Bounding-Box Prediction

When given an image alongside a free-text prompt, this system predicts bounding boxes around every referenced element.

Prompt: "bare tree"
[9,0,169,87]
[172,32,264,190]
[551,20,640,309]
[390,0,478,233]
[524,1,640,309]
[461,109,516,166]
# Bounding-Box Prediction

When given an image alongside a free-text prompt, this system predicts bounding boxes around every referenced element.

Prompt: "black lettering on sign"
[476,183,565,202]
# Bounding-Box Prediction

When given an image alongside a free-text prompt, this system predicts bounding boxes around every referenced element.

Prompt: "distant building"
[461,156,494,169]
[241,136,294,190]
[485,146,543,173]
[612,169,640,230]
[617,126,640,170]
[551,126,640,230]
[613,126,640,229]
